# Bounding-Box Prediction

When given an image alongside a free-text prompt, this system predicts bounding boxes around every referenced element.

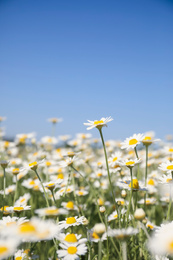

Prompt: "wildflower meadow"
[0,116,173,260]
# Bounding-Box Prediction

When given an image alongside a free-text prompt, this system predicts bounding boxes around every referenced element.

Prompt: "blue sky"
[1,0,173,141]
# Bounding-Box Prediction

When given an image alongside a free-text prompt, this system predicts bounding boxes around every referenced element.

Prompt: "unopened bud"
[83,217,89,225]
[134,208,146,221]
[93,223,106,238]
[121,190,127,198]
[99,206,106,213]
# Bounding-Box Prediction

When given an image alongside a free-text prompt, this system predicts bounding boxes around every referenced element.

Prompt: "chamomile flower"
[108,208,126,222]
[57,243,87,260]
[159,161,173,174]
[0,238,20,260]
[0,216,28,227]
[28,159,45,171]
[61,201,78,211]
[108,151,122,167]
[44,179,63,191]
[14,249,31,260]
[148,221,173,256]
[108,227,138,240]
[35,206,68,217]
[17,217,60,242]
[57,233,87,245]
[58,216,86,230]
[84,117,113,130]
[14,193,31,207]
[121,133,144,150]
[120,158,141,168]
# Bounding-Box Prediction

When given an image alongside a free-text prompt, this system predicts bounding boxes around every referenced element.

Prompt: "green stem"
[144,145,148,210]
[122,241,127,260]
[166,184,172,221]
[98,239,102,260]
[126,168,133,227]
[51,190,57,206]
[98,129,116,208]
[34,170,49,207]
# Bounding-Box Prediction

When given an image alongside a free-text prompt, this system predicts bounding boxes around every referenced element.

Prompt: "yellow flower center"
[92,232,99,239]
[45,209,59,215]
[0,246,8,255]
[66,217,76,224]
[12,168,20,175]
[58,173,64,179]
[126,161,135,166]
[14,207,24,211]
[66,188,71,192]
[29,161,37,167]
[167,165,173,170]
[147,179,155,185]
[66,201,74,209]
[168,241,173,252]
[16,257,22,260]
[94,120,104,125]
[143,136,152,141]
[47,183,55,187]
[167,178,172,183]
[19,223,36,233]
[98,198,104,206]
[29,180,35,185]
[46,161,51,166]
[169,148,173,153]
[113,157,118,162]
[147,224,153,229]
[20,198,26,203]
[64,234,77,243]
[129,139,138,145]
[129,179,139,190]
[114,214,118,219]
[146,199,151,204]
[97,173,102,177]
[67,246,77,255]
[1,206,9,212]
[78,191,84,196]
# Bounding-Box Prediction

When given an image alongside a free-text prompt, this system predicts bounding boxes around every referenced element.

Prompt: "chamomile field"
[0,116,173,260]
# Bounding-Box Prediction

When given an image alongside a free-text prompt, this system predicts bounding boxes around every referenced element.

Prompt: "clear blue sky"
[1,0,173,141]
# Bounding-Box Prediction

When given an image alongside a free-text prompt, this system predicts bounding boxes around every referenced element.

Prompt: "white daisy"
[121,133,144,150]
[57,243,87,260]
[159,161,173,174]
[84,117,113,130]
[58,216,86,230]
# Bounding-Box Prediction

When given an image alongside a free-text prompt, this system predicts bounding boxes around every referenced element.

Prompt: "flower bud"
[134,208,145,221]
[93,223,106,238]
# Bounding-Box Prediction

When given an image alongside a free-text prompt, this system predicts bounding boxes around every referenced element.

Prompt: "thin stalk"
[166,184,172,221]
[51,190,57,206]
[144,145,148,209]
[98,129,116,208]
[98,239,102,260]
[34,169,49,207]
[126,168,133,227]
[122,241,127,260]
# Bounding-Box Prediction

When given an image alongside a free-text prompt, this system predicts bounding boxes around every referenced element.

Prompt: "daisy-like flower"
[0,160,10,169]
[0,238,20,260]
[108,208,126,222]
[148,221,173,256]
[57,233,87,245]
[57,242,87,260]
[48,117,63,124]
[121,133,144,150]
[60,156,78,167]
[61,201,78,211]
[35,206,68,217]
[44,179,63,191]
[17,217,60,242]
[108,227,138,240]
[142,132,160,146]
[14,249,31,260]
[0,216,28,227]
[120,158,141,169]
[84,117,113,130]
[58,216,85,230]
[159,161,173,174]
[108,151,122,168]
[14,193,31,206]
[28,159,45,171]
[9,205,31,214]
